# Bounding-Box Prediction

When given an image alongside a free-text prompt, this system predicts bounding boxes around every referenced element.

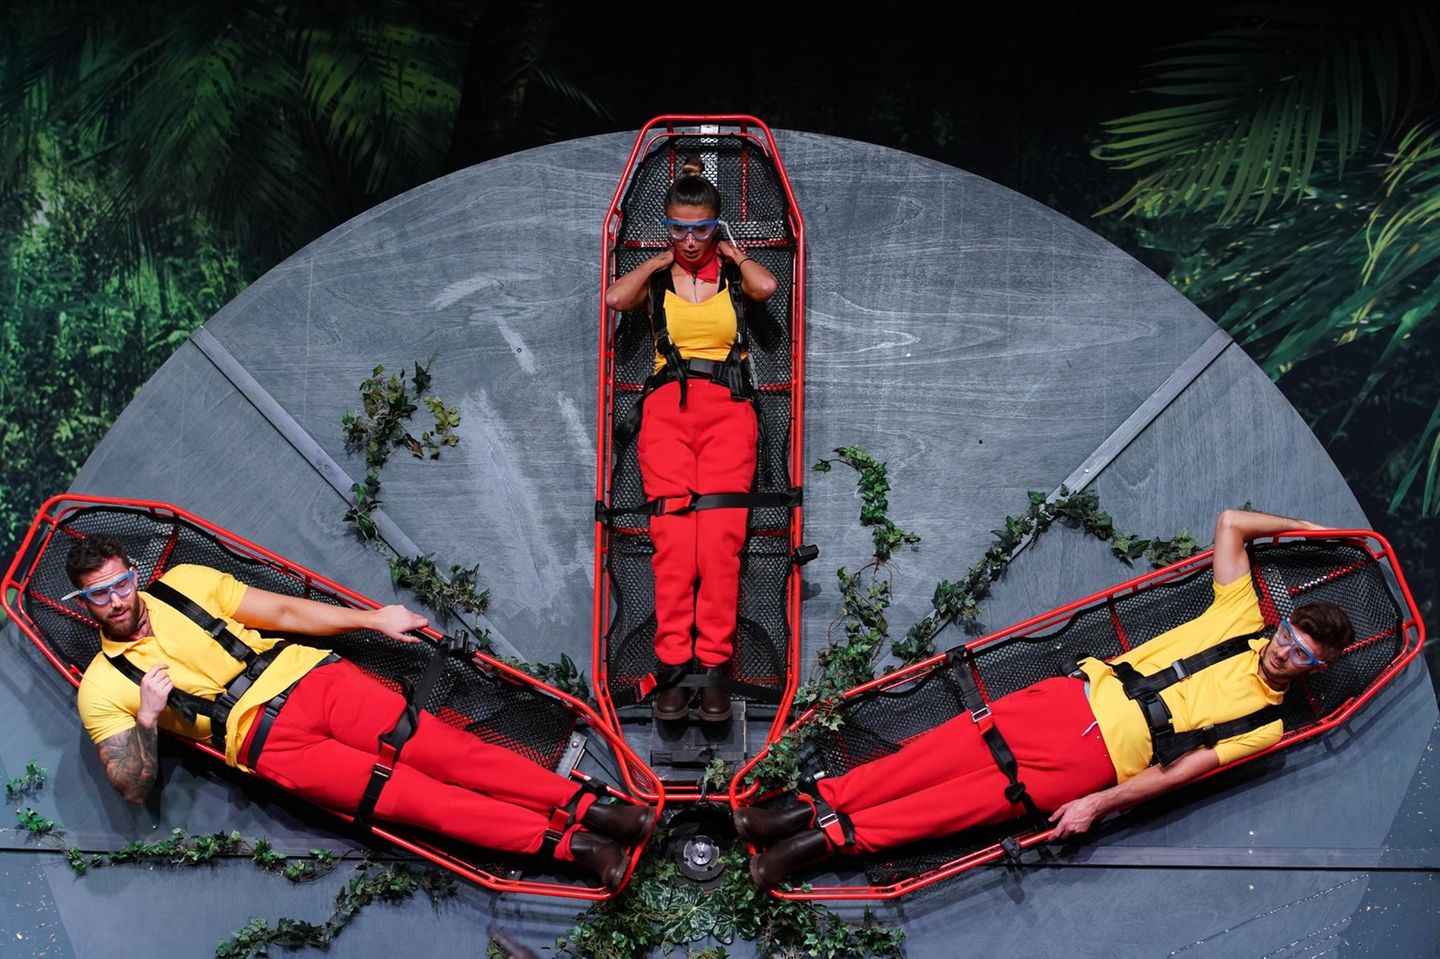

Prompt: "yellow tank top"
[653,286,739,372]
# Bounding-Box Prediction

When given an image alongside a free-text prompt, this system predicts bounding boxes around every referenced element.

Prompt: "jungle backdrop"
[2,0,1437,654]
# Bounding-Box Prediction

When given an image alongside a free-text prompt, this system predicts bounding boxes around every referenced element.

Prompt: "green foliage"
[343,473,384,542]
[813,448,920,562]
[5,761,47,800]
[215,860,456,959]
[107,829,244,866]
[555,834,903,959]
[1093,5,1440,224]
[250,838,338,883]
[0,134,244,561]
[341,361,458,474]
[1093,5,1440,516]
[700,757,731,797]
[16,808,56,836]
[509,652,592,703]
[388,553,490,624]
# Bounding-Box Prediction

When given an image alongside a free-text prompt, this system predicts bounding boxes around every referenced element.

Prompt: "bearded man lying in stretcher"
[66,534,652,890]
[736,509,1352,888]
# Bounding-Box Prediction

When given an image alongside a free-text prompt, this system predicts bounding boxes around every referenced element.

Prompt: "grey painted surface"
[0,129,1432,956]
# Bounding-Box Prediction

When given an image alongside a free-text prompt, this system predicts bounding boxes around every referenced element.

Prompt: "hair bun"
[680,155,705,178]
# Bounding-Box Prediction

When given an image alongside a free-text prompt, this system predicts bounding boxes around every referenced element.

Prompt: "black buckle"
[999,835,1023,863]
[205,619,228,639]
[970,703,992,724]
[1004,781,1027,804]
[792,544,819,566]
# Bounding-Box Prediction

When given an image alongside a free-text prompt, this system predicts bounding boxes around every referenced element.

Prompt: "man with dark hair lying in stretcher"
[65,535,650,890]
[738,509,1354,888]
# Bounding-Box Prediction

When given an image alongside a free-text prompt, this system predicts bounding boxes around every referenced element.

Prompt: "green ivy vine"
[337,361,593,697]
[548,826,902,959]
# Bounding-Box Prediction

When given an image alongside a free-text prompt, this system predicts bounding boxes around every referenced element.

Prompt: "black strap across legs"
[946,649,1046,826]
[353,633,469,827]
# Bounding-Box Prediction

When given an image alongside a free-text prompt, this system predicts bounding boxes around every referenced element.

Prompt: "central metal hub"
[663,804,736,886]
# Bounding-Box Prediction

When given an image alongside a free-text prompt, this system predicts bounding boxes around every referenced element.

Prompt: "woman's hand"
[605,248,673,311]
[717,240,745,264]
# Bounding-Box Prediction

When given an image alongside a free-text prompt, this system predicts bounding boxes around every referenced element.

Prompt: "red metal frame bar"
[3,494,665,901]
[729,529,1425,899]
[592,115,807,803]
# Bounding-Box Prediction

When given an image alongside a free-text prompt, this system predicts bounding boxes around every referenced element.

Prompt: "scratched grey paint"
[0,130,1429,957]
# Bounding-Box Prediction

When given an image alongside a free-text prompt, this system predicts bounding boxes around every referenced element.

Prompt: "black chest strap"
[646,262,749,410]
[108,580,290,750]
[1109,630,1283,766]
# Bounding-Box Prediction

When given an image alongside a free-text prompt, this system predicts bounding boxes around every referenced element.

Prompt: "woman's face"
[665,202,720,266]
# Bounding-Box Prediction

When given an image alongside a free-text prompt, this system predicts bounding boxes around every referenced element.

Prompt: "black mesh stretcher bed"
[2,495,664,900]
[592,116,811,801]
[729,531,1425,900]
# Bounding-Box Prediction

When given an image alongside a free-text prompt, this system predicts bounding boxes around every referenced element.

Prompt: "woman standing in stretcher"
[604,156,778,723]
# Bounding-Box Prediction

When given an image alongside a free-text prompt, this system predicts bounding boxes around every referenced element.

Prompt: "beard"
[96,602,142,642]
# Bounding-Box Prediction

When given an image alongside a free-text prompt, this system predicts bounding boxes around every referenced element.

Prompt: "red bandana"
[676,245,722,285]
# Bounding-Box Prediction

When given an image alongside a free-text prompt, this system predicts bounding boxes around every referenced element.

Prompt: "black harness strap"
[242,654,342,768]
[597,486,801,522]
[797,780,856,849]
[644,261,749,409]
[538,778,609,858]
[353,633,468,827]
[104,653,213,730]
[107,580,292,750]
[147,580,257,665]
[946,649,1046,825]
[614,661,785,708]
[1109,630,1282,766]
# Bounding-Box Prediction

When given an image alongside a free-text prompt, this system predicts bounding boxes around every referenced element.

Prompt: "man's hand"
[1048,794,1105,839]
[370,604,427,643]
[137,663,173,728]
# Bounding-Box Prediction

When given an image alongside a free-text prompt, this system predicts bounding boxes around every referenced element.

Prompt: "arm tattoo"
[97,726,159,804]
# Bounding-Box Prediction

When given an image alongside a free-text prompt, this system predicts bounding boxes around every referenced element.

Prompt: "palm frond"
[1094,4,1440,223]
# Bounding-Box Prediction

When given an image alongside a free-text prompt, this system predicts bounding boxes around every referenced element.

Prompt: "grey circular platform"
[1,130,1434,958]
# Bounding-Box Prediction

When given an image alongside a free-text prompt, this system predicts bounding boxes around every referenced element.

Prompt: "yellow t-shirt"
[75,564,333,769]
[653,286,739,372]
[1079,576,1282,782]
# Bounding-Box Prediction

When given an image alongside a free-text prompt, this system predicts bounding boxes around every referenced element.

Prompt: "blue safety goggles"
[661,217,720,242]
[63,567,138,605]
[1274,617,1322,668]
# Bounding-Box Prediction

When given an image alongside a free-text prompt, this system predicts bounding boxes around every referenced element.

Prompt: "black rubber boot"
[568,831,629,891]
[698,666,732,723]
[582,801,655,845]
[749,828,833,890]
[733,799,813,846]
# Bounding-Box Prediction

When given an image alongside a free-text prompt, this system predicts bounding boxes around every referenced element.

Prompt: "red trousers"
[246,660,595,860]
[638,379,758,667]
[815,677,1115,853]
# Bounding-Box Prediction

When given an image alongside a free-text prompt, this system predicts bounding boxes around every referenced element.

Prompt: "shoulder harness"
[1108,629,1284,766]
